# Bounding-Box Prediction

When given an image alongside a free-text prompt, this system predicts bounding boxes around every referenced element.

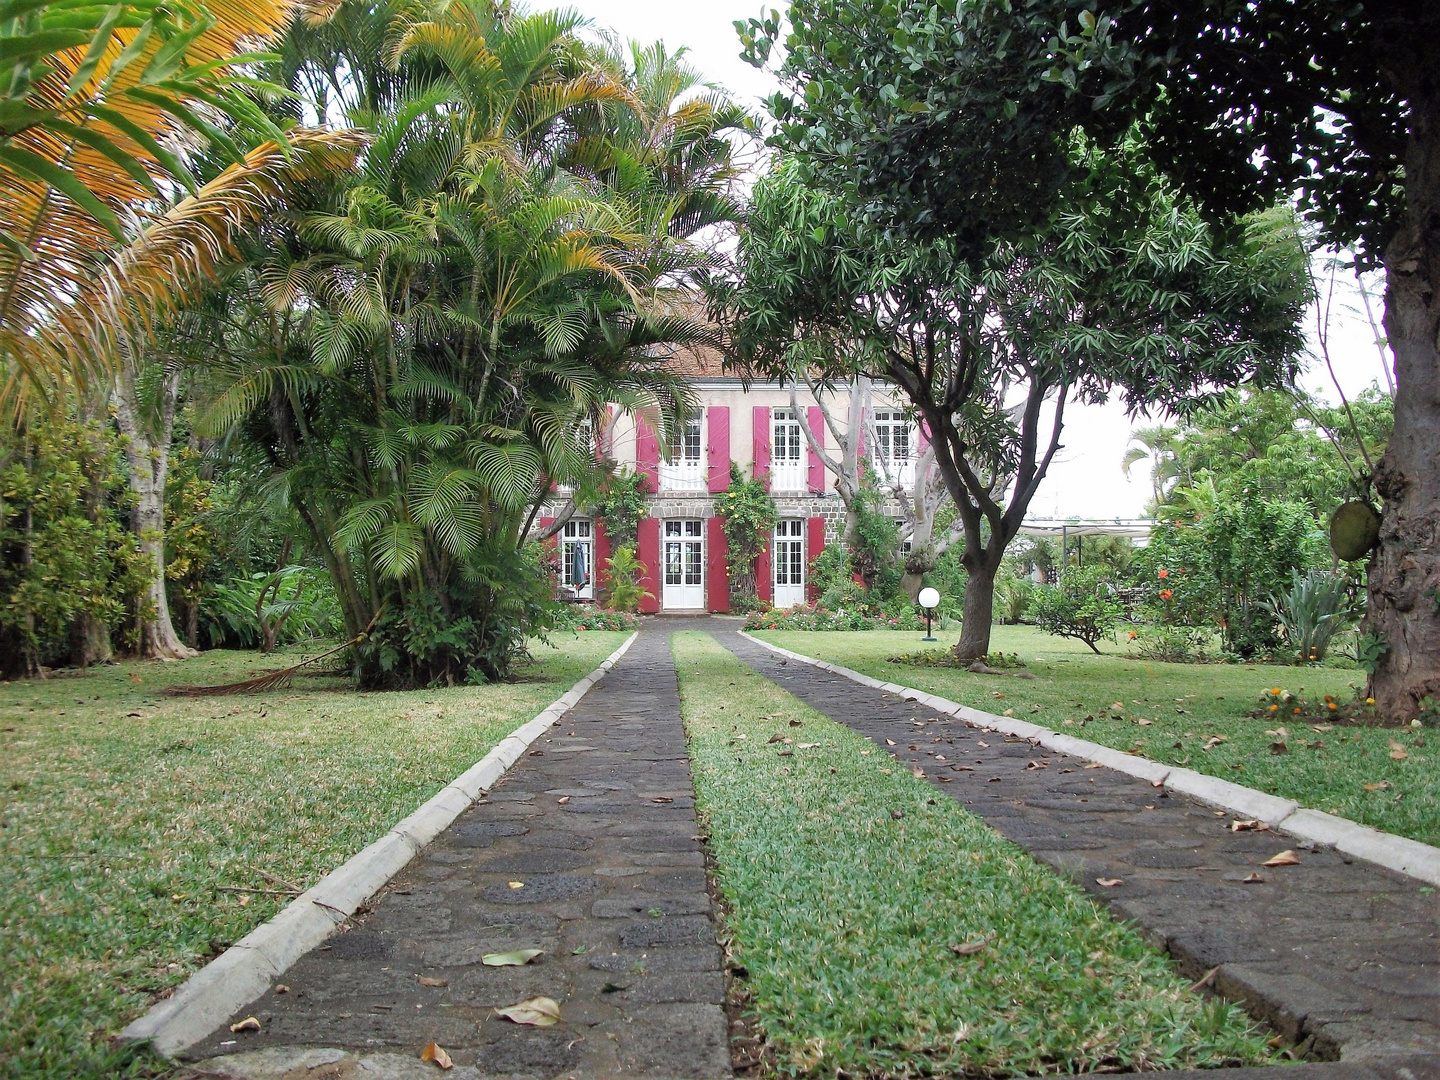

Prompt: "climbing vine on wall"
[714,463,776,606]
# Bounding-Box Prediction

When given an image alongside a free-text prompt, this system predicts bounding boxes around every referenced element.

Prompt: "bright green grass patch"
[752,627,1438,848]
[0,632,627,1080]
[673,631,1270,1077]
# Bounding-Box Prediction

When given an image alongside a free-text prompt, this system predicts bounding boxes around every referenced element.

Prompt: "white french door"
[773,519,806,608]
[662,520,705,609]
[770,408,804,491]
[560,519,593,600]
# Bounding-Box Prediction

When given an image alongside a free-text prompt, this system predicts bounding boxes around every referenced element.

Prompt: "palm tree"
[201,1,744,685]
[1121,424,1185,507]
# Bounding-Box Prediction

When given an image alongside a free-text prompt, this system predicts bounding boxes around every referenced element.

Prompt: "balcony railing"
[659,459,706,492]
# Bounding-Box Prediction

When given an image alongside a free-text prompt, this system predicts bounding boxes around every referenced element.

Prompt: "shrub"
[994,575,1036,624]
[552,605,638,631]
[744,603,921,631]
[601,542,650,613]
[203,565,343,650]
[1030,569,1122,653]
[592,469,648,547]
[1266,569,1358,663]
[714,463,776,606]
[1130,625,1214,663]
[889,650,1025,669]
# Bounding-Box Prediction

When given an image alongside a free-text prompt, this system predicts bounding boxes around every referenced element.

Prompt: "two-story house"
[545,348,920,614]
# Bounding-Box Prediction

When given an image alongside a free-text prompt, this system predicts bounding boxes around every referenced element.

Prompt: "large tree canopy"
[716,150,1307,657]
[741,0,1439,718]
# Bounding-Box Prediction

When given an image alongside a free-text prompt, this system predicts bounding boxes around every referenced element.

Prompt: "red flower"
[1158,589,1173,601]
[1157,568,1169,579]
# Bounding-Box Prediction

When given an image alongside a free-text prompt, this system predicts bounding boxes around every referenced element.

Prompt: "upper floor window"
[661,410,704,491]
[771,408,804,490]
[873,409,915,485]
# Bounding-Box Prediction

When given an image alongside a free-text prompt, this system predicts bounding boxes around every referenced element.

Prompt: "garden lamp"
[917,587,940,642]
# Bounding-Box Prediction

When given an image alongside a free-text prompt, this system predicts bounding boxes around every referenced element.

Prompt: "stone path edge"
[119,631,639,1060]
[738,631,1440,888]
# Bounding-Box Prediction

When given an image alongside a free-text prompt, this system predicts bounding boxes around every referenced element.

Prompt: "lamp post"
[917,586,940,642]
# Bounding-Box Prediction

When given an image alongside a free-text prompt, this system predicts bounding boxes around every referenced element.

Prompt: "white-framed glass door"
[770,408,804,491]
[560,519,594,600]
[773,519,806,608]
[659,410,705,491]
[662,520,704,608]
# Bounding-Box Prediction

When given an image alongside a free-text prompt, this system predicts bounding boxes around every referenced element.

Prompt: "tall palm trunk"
[114,360,195,659]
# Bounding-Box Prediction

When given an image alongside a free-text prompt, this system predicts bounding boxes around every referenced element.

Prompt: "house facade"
[544,352,921,614]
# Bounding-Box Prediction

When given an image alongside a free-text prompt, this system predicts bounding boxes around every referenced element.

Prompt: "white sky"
[570,0,1397,521]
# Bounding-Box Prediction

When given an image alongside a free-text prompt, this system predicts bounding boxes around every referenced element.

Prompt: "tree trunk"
[1367,73,1440,719]
[954,547,1000,659]
[114,363,195,660]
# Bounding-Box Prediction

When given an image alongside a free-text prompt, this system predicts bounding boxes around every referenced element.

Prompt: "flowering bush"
[1253,685,1374,722]
[744,603,922,631]
[552,605,639,631]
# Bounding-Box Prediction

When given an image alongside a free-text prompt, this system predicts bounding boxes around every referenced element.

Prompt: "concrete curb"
[120,631,639,1058]
[738,631,1440,888]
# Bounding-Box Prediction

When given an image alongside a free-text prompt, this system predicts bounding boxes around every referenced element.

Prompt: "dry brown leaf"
[885,739,896,746]
[507,881,525,889]
[767,733,785,744]
[650,796,673,804]
[1096,877,1123,888]
[1269,741,1288,755]
[1136,718,1153,726]
[1083,762,1104,770]
[557,796,570,804]
[274,984,290,994]
[230,1017,261,1033]
[797,742,820,749]
[237,894,251,907]
[1242,872,1265,884]
[949,940,986,956]
[911,767,926,779]
[417,975,449,987]
[1363,781,1391,791]
[1263,850,1301,867]
[1230,819,1271,832]
[495,996,561,1027]
[1389,740,1409,760]
[420,1042,453,1069]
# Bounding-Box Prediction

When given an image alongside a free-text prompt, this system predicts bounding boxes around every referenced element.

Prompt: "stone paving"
[184,629,730,1080]
[718,627,1440,1076]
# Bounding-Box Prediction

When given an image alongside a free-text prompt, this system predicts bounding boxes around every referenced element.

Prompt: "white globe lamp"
[917,587,941,642]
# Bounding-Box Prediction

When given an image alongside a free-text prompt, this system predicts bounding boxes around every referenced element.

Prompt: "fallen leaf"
[1388,739,1408,760]
[1083,762,1104,770]
[237,893,251,907]
[495,996,561,1027]
[766,733,784,744]
[482,949,544,967]
[1242,873,1265,884]
[1083,966,1097,977]
[977,740,989,748]
[507,881,525,889]
[417,975,450,987]
[650,796,673,804]
[797,742,820,749]
[1096,878,1124,888]
[420,1042,453,1069]
[1269,741,1288,755]
[1230,819,1270,832]
[949,940,986,956]
[1002,708,1015,716]
[1312,724,1333,732]
[885,739,896,746]
[1363,780,1391,791]
[1136,718,1153,727]
[557,796,570,804]
[789,718,803,726]
[937,775,953,783]
[230,1017,261,1033]
[911,767,926,779]
[274,984,289,994]
[1263,850,1301,867]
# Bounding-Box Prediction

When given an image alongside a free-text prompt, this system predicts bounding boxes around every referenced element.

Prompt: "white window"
[560,518,593,600]
[771,408,804,491]
[773,519,806,607]
[873,410,915,486]
[660,410,705,491]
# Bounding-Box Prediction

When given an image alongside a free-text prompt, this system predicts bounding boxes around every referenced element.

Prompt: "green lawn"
[751,626,1439,847]
[0,631,628,1080]
[673,631,1271,1077]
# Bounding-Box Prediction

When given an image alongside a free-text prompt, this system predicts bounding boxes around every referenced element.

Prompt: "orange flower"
[1158,589,1173,601]
[1268,704,1279,712]
[1157,568,1169,579]
[1128,631,1138,640]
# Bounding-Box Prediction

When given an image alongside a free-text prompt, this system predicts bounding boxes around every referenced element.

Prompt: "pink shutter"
[637,517,660,613]
[806,406,825,492]
[917,415,929,453]
[706,517,729,612]
[635,415,659,493]
[752,406,770,490]
[757,537,772,606]
[707,406,730,493]
[593,520,611,599]
[806,516,826,602]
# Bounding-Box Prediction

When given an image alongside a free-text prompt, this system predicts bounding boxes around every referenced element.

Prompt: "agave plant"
[1267,569,1357,663]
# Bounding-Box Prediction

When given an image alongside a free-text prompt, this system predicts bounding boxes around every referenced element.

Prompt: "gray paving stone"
[184,627,729,1079]
[721,625,1440,1071]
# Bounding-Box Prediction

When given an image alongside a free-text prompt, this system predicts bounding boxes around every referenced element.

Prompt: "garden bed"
[0,632,629,1080]
[673,631,1270,1077]
[749,627,1439,847]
